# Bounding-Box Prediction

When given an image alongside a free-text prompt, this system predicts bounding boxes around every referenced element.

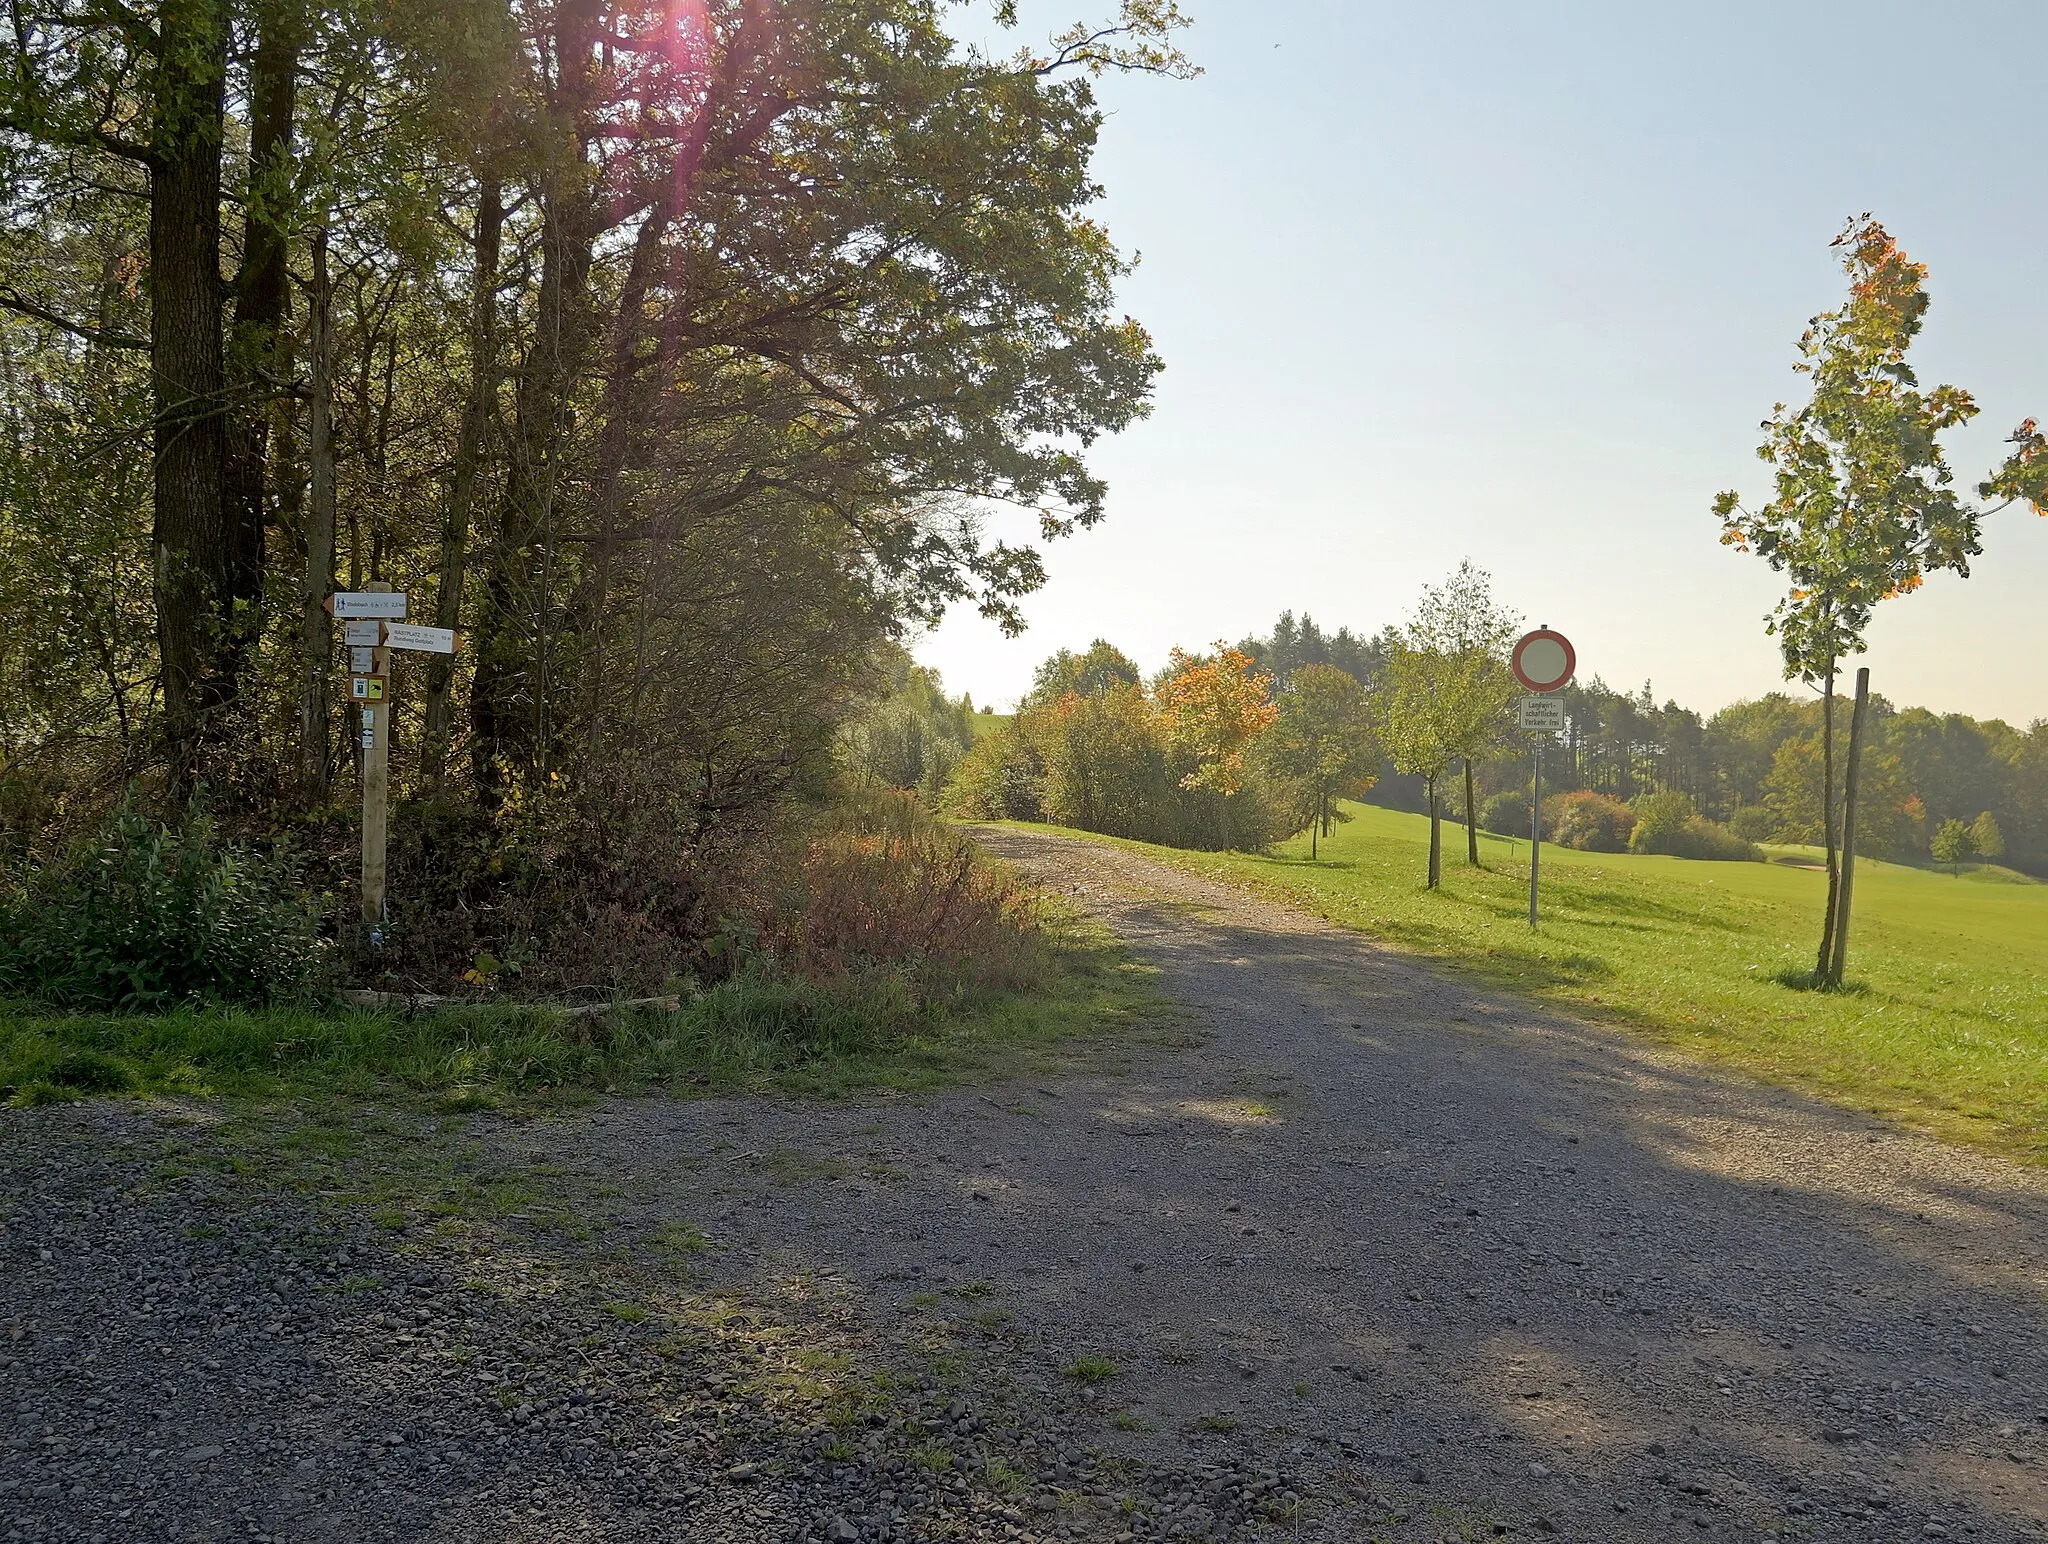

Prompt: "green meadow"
[1043,803,2048,1163]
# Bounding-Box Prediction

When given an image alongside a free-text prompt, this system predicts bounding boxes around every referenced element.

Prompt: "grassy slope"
[970,712,1015,740]
[1022,804,2048,1162]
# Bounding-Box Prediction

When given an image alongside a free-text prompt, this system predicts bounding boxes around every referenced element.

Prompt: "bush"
[0,808,331,1010]
[1542,790,1635,852]
[1480,790,1531,838]
[945,729,1044,822]
[1629,791,1759,862]
[1728,804,1776,844]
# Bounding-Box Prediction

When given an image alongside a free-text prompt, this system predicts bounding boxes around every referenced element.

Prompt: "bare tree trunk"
[150,0,230,790]
[1427,774,1442,889]
[298,229,336,798]
[220,0,299,689]
[1464,757,1479,865]
[1827,668,1871,988]
[422,185,504,786]
[1815,664,1840,983]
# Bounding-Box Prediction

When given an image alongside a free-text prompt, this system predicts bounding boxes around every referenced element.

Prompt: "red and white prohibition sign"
[1512,628,1576,693]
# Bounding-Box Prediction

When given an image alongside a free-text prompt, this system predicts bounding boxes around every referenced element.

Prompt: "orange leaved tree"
[1153,644,1278,797]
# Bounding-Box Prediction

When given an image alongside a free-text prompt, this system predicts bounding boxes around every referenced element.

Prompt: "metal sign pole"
[360,583,393,936]
[1529,734,1542,929]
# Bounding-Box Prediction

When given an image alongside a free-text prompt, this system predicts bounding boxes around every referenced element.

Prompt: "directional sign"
[349,676,387,702]
[327,591,408,621]
[343,619,385,647]
[1512,628,1576,694]
[382,622,459,655]
[1519,695,1565,732]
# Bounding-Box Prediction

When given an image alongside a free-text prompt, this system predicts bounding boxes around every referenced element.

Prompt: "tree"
[1153,644,1277,797]
[1931,818,1974,874]
[1714,216,2040,986]
[1263,663,1377,859]
[1409,561,1521,865]
[1028,640,1144,705]
[1375,636,1495,888]
[1970,810,2005,869]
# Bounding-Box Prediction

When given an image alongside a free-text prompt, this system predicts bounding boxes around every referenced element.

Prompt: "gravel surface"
[6,825,2048,1542]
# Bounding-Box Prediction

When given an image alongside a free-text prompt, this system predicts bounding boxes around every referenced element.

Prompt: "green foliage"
[1479,790,1531,839]
[1260,663,1378,849]
[1627,791,1760,862]
[1931,818,1974,871]
[0,807,331,1010]
[1971,810,2005,863]
[1028,640,1144,706]
[840,647,977,805]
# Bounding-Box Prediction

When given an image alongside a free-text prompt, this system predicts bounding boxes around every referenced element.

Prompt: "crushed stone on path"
[6,824,2048,1543]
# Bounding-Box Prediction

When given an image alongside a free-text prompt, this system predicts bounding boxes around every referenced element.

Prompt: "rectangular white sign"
[328,591,408,620]
[383,622,459,655]
[350,647,377,674]
[343,619,384,647]
[1519,695,1565,733]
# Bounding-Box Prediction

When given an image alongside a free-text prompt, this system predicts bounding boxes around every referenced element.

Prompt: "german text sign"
[1519,695,1564,733]
[343,619,384,647]
[382,622,459,655]
[327,591,409,620]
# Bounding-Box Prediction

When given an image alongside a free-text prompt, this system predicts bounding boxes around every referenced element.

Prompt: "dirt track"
[8,825,2048,1542]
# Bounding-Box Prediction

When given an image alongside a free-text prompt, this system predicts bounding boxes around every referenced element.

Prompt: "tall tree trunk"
[1827,668,1871,988]
[150,0,230,790]
[1814,664,1841,982]
[298,228,336,798]
[220,0,300,690]
[1426,774,1442,889]
[1464,757,1479,865]
[423,183,504,786]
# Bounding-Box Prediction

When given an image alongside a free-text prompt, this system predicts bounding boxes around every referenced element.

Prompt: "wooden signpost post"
[323,586,462,937]
[1511,627,1576,930]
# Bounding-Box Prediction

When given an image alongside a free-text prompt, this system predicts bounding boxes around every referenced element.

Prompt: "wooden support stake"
[361,583,394,931]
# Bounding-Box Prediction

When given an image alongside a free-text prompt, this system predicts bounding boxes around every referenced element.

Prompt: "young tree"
[1264,663,1378,859]
[1409,560,1521,865]
[1375,637,1489,888]
[1153,644,1277,796]
[1714,216,2041,986]
[1970,810,2005,869]
[1931,818,1974,874]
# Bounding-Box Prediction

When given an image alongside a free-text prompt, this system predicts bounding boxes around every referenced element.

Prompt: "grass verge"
[1001,804,2048,1163]
[0,901,1159,1113]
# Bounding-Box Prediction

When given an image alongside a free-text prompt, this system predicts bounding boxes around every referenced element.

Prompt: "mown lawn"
[1034,804,2048,1163]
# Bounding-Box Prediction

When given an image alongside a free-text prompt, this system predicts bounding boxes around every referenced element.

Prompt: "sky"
[913,0,2048,725]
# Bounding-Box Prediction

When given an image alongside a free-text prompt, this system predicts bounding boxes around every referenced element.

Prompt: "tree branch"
[0,285,147,348]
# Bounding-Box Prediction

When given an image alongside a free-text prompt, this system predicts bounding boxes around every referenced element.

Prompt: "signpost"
[1511,627,1576,929]
[341,586,463,937]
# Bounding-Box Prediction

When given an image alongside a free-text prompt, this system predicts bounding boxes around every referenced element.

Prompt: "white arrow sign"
[327,591,409,620]
[382,622,460,655]
[342,619,384,647]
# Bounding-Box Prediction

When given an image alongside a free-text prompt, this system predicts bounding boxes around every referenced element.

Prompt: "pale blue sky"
[917,0,2048,724]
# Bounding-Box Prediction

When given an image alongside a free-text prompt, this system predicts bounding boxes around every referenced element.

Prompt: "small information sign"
[343,619,384,647]
[327,591,409,621]
[349,676,387,702]
[350,646,377,674]
[1519,695,1564,732]
[382,622,460,655]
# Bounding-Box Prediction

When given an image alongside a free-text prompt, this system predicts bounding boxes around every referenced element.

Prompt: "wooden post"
[360,582,393,931]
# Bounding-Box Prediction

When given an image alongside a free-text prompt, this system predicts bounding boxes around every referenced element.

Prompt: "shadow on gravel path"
[5,825,2047,1544]
[544,825,2048,1543]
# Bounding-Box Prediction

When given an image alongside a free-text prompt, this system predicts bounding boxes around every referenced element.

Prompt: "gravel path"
[6,825,2048,1543]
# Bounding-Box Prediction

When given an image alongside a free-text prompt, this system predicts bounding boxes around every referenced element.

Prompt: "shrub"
[1479,790,1531,838]
[945,729,1044,822]
[0,807,331,1009]
[1542,790,1635,852]
[1629,791,1760,862]
[1728,804,1776,844]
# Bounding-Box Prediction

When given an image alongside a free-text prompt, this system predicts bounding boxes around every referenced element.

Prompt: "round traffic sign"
[1512,628,1575,693]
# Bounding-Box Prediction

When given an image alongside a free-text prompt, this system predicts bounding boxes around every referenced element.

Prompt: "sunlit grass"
[1016,803,2048,1163]
[0,904,1159,1111]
